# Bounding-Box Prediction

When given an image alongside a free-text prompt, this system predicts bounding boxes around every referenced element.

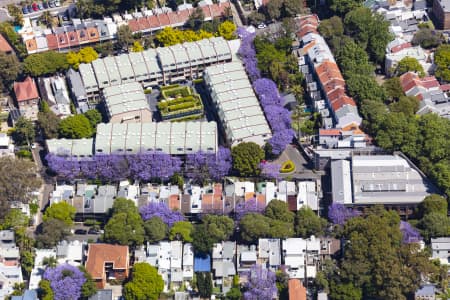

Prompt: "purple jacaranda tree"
[45,153,80,181]
[237,27,261,82]
[185,147,232,183]
[95,154,130,182]
[400,221,422,244]
[43,264,86,300]
[128,152,181,181]
[208,146,232,181]
[78,158,97,179]
[253,79,284,107]
[328,203,361,226]
[139,202,184,228]
[268,129,295,155]
[260,162,281,180]
[235,198,265,220]
[243,264,278,300]
[264,105,292,132]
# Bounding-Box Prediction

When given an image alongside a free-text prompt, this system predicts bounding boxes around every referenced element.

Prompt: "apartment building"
[204,62,272,146]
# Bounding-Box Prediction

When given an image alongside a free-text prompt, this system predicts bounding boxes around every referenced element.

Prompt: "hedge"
[280,160,295,173]
[162,86,192,99]
[160,84,180,91]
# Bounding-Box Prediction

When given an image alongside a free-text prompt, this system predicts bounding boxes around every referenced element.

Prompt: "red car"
[32,3,39,11]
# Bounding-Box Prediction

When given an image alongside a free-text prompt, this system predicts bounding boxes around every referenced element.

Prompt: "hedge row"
[161,86,192,99]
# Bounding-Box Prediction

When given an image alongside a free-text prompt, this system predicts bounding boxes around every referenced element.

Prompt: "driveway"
[274,144,322,179]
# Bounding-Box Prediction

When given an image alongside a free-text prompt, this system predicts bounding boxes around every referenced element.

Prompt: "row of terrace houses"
[203,62,272,147]
[400,72,450,118]
[294,15,366,150]
[0,231,23,300]
[67,37,234,104]
[20,1,231,54]
[48,179,321,220]
[46,120,218,157]
[135,237,340,294]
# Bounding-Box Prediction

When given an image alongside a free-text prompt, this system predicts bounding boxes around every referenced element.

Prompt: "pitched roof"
[288,279,306,300]
[0,34,13,53]
[85,244,129,279]
[45,33,58,50]
[319,129,341,136]
[14,77,39,102]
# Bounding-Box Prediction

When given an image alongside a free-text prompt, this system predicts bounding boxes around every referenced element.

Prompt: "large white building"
[69,37,233,102]
[47,121,218,157]
[204,62,272,146]
[331,154,434,206]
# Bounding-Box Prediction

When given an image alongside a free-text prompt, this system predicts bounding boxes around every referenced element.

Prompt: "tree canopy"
[435,44,450,82]
[169,221,193,242]
[144,217,168,243]
[295,207,327,238]
[43,202,76,226]
[58,114,94,139]
[395,56,425,77]
[23,51,69,76]
[67,47,99,69]
[124,263,164,300]
[217,21,236,40]
[231,142,265,177]
[12,117,35,146]
[0,51,21,91]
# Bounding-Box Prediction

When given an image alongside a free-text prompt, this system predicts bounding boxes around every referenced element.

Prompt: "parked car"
[38,2,44,9]
[48,1,55,7]
[27,5,33,12]
[42,1,48,8]
[74,229,87,235]
[54,0,61,6]
[22,6,29,14]
[32,3,39,11]
[88,228,100,235]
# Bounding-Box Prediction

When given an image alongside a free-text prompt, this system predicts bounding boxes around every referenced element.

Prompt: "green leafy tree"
[276,271,289,300]
[23,51,69,76]
[144,217,168,243]
[39,11,55,28]
[117,25,134,50]
[0,51,21,92]
[231,142,265,177]
[295,207,327,238]
[36,218,71,248]
[389,96,419,116]
[38,280,54,300]
[335,38,374,77]
[318,16,344,40]
[327,207,438,300]
[124,263,164,300]
[419,213,450,241]
[344,7,392,63]
[346,74,386,102]
[0,22,26,58]
[104,198,144,246]
[217,21,236,40]
[186,7,204,30]
[383,77,404,102]
[266,0,282,20]
[38,108,60,139]
[247,12,266,26]
[58,114,94,138]
[0,209,29,230]
[330,0,364,16]
[201,215,234,242]
[79,265,97,298]
[169,221,193,242]
[83,109,102,129]
[412,28,442,49]
[264,200,295,223]
[94,41,114,57]
[170,173,184,189]
[435,44,450,82]
[7,4,23,25]
[79,47,98,63]
[42,256,57,268]
[395,56,425,77]
[0,157,41,219]
[239,213,272,243]
[196,272,213,298]
[192,224,215,255]
[12,117,35,146]
[419,194,448,217]
[43,202,76,226]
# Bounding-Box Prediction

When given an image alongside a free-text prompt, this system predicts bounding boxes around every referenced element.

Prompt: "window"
[156,148,162,151]
[97,149,103,152]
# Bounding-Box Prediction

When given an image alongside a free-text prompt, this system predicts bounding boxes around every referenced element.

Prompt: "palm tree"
[39,11,55,28]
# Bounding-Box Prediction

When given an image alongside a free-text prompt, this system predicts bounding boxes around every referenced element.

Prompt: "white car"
[55,0,61,6]
[31,143,36,149]
[257,23,267,29]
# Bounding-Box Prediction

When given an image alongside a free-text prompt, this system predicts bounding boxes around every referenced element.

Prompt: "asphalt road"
[274,144,321,179]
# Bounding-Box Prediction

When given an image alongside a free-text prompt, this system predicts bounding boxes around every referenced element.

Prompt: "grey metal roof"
[103,56,121,86]
[67,69,87,101]
[94,121,217,155]
[115,54,135,83]
[102,82,149,118]
[79,63,98,92]
[89,290,113,300]
[331,160,352,204]
[46,138,94,157]
[92,59,110,89]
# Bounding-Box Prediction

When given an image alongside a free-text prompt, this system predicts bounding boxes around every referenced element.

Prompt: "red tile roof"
[440,84,450,91]
[0,34,13,53]
[45,33,58,50]
[148,15,161,30]
[289,279,306,300]
[201,6,212,19]
[138,17,151,30]
[331,95,356,111]
[169,194,180,210]
[85,244,129,280]
[14,77,39,102]
[390,42,412,53]
[319,129,341,136]
[128,19,140,32]
[67,31,79,47]
[77,28,90,43]
[400,72,441,96]
[158,14,171,27]
[56,32,69,49]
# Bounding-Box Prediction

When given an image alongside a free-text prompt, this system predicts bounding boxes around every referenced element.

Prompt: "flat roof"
[46,138,94,157]
[331,160,352,204]
[115,54,135,81]
[91,59,110,89]
[79,63,98,90]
